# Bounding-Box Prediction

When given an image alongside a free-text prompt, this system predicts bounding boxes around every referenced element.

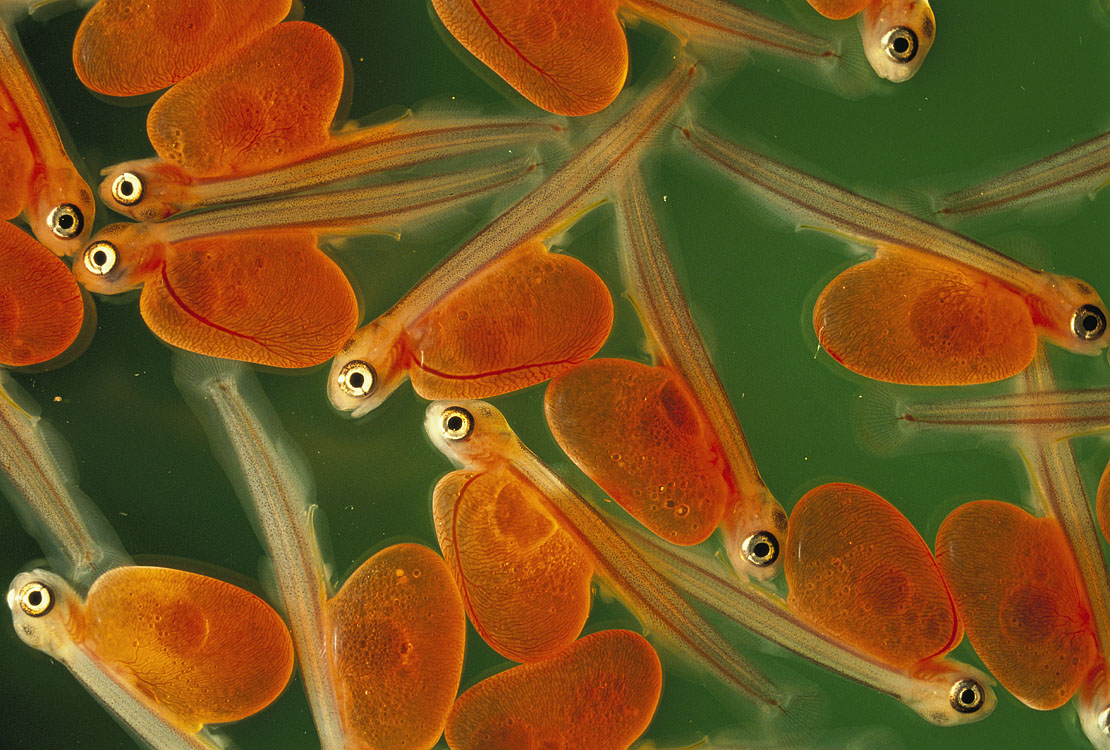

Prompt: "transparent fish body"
[680,123,1108,361]
[172,354,343,750]
[0,23,93,255]
[174,356,466,750]
[615,499,995,726]
[8,566,293,750]
[425,399,792,712]
[937,131,1110,219]
[606,170,787,581]
[102,112,565,221]
[619,0,839,64]
[329,58,700,416]
[77,154,539,295]
[0,371,127,589]
[888,386,1110,439]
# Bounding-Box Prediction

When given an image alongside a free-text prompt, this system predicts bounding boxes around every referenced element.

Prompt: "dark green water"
[2,0,1108,748]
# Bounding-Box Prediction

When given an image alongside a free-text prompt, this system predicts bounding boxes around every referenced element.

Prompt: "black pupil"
[1083,313,1099,331]
[892,36,909,54]
[348,371,364,389]
[960,689,976,706]
[752,541,770,559]
[27,590,41,606]
[57,213,73,229]
[447,415,464,432]
[120,181,133,196]
[93,250,108,267]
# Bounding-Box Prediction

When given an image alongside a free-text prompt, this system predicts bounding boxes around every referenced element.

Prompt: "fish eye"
[17,581,53,617]
[439,406,474,442]
[48,203,84,239]
[336,360,375,398]
[882,26,919,63]
[110,172,144,206]
[741,530,779,566]
[83,241,118,277]
[1072,304,1107,341]
[1098,706,1110,736]
[948,678,984,713]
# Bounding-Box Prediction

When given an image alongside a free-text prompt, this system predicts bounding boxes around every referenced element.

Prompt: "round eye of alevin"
[741,530,779,567]
[440,406,474,441]
[1097,706,1110,736]
[17,581,53,617]
[882,26,918,63]
[1072,304,1107,341]
[83,241,118,276]
[110,172,144,206]
[337,360,375,398]
[948,678,984,713]
[48,203,84,239]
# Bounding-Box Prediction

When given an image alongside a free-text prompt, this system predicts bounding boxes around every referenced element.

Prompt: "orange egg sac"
[546,358,730,545]
[83,566,294,731]
[433,468,594,662]
[430,0,627,115]
[936,500,1099,710]
[0,222,84,367]
[786,483,962,668]
[445,629,662,750]
[406,240,614,400]
[326,543,466,750]
[73,0,293,97]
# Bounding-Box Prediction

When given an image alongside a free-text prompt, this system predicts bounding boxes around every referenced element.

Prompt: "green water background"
[2,0,1108,747]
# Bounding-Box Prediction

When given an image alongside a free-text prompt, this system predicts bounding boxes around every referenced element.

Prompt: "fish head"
[859,0,936,82]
